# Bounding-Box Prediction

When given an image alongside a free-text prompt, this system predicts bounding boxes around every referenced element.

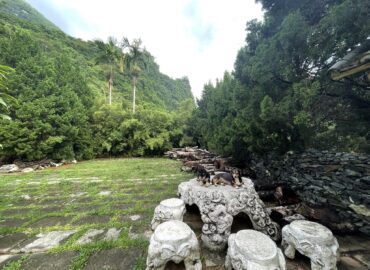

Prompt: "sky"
[26,0,263,98]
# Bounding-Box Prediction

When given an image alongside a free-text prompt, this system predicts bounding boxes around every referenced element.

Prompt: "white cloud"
[27,0,263,98]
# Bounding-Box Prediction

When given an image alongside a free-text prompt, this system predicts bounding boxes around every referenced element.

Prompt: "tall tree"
[95,37,123,105]
[0,64,14,120]
[121,37,145,113]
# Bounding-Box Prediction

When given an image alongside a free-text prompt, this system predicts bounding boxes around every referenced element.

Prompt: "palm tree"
[95,37,123,105]
[121,38,145,113]
[0,65,15,120]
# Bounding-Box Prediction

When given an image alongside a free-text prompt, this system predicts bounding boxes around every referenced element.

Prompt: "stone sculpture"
[178,178,280,250]
[281,220,339,270]
[225,230,286,270]
[146,220,202,270]
[151,198,186,230]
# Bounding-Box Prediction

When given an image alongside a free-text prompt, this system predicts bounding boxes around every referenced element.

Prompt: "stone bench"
[225,229,286,270]
[150,198,186,230]
[282,220,339,270]
[146,220,202,270]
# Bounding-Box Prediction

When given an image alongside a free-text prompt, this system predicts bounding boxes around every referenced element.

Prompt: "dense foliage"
[0,0,194,162]
[188,0,370,164]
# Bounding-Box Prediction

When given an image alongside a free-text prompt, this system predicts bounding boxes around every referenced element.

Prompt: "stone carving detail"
[151,198,186,230]
[146,220,202,270]
[225,230,286,270]
[282,220,339,270]
[178,178,280,250]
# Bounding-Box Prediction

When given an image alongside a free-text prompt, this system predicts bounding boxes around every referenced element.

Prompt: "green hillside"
[0,0,194,161]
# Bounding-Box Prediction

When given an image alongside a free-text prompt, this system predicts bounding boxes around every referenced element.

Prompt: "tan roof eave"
[330,62,370,81]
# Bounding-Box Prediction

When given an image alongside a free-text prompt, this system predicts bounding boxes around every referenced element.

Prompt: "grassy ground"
[0,158,193,270]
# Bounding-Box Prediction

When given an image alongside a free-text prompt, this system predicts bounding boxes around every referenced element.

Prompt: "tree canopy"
[188,0,370,165]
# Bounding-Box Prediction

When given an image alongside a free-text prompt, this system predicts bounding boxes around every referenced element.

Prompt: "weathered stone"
[151,198,186,230]
[225,230,286,270]
[29,216,72,228]
[129,214,141,221]
[146,220,201,270]
[0,164,19,173]
[73,215,110,225]
[76,229,105,245]
[0,255,21,269]
[21,167,34,173]
[103,228,121,241]
[0,233,28,253]
[178,178,280,250]
[84,248,140,270]
[20,251,78,270]
[282,220,339,270]
[98,191,111,196]
[19,230,76,253]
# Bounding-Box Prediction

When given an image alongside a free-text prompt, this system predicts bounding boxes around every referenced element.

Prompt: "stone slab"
[83,248,140,270]
[19,230,76,253]
[0,254,21,269]
[76,229,105,245]
[2,208,32,216]
[0,233,28,253]
[103,228,121,241]
[0,218,29,228]
[72,215,111,225]
[20,251,78,270]
[29,216,72,228]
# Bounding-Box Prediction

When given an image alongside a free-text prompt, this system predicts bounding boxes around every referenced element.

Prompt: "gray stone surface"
[0,164,19,173]
[225,230,285,270]
[83,248,140,270]
[20,251,78,270]
[76,229,105,244]
[130,214,141,221]
[29,216,72,228]
[146,220,201,270]
[19,230,76,253]
[151,198,186,230]
[0,233,28,253]
[21,167,34,173]
[282,220,339,270]
[73,215,111,225]
[103,228,121,241]
[0,254,21,269]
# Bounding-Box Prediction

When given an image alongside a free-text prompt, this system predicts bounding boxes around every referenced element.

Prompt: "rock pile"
[0,159,77,173]
[266,149,370,235]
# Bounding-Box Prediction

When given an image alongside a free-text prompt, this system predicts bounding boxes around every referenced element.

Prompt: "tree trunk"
[132,76,137,113]
[109,66,113,105]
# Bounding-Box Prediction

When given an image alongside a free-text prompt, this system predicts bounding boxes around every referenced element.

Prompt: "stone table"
[282,220,339,270]
[225,229,286,270]
[178,178,280,250]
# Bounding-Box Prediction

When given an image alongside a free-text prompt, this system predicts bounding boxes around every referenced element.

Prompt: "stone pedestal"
[225,230,286,270]
[282,220,339,270]
[178,178,280,250]
[146,220,202,270]
[151,198,186,230]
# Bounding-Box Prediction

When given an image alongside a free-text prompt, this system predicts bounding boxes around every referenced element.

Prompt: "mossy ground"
[0,158,192,270]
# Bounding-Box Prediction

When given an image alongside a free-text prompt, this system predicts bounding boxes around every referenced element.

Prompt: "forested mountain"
[0,0,194,161]
[187,0,370,164]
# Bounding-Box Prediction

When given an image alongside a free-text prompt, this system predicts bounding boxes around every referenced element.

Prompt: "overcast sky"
[26,0,263,98]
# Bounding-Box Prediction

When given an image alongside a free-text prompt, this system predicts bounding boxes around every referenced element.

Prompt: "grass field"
[0,158,193,270]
